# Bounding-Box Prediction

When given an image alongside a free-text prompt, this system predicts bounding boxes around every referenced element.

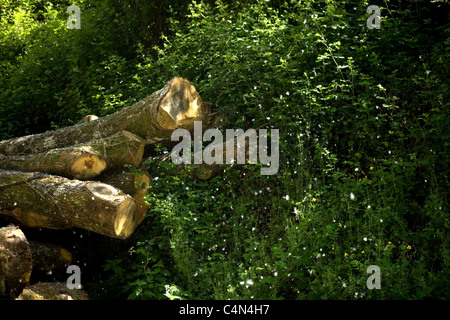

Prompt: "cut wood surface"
[96,167,151,224]
[16,282,89,300]
[134,189,149,225]
[0,130,145,179]
[77,115,99,124]
[0,147,106,180]
[0,77,208,156]
[29,241,73,272]
[88,130,146,169]
[0,170,138,239]
[0,224,32,299]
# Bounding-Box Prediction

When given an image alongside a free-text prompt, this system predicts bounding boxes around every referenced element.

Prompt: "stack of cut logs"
[0,77,214,300]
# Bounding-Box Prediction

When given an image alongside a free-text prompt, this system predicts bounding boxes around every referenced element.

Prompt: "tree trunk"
[0,148,106,181]
[96,167,151,196]
[29,241,73,272]
[16,282,89,300]
[84,130,146,170]
[96,167,151,224]
[0,170,138,239]
[0,77,209,156]
[0,130,145,180]
[0,224,32,299]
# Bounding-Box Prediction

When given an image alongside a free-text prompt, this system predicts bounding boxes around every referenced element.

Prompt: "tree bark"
[0,170,138,239]
[86,130,146,170]
[0,130,145,179]
[0,77,208,156]
[0,148,106,180]
[0,224,32,299]
[96,167,151,196]
[16,282,89,300]
[29,241,73,272]
[96,167,151,225]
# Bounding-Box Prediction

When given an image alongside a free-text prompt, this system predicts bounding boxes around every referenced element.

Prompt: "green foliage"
[0,0,448,300]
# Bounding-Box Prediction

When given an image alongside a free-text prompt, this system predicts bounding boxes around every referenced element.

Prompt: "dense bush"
[0,0,448,299]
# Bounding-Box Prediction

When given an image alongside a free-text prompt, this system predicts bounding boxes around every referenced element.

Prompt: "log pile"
[0,77,212,299]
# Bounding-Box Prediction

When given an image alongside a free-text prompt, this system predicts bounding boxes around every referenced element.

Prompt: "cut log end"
[0,77,209,156]
[120,130,146,168]
[158,77,207,130]
[1,172,139,239]
[70,154,107,180]
[134,173,151,224]
[77,115,99,124]
[115,198,138,239]
[84,181,138,239]
[134,190,149,225]
[95,168,150,226]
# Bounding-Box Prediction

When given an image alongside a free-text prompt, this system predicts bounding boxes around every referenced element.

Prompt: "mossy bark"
[0,77,208,156]
[96,167,151,224]
[0,130,145,179]
[0,149,106,180]
[16,282,89,300]
[0,170,138,239]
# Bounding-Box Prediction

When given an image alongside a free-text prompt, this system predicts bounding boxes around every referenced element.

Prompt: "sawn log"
[0,77,208,156]
[0,170,138,239]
